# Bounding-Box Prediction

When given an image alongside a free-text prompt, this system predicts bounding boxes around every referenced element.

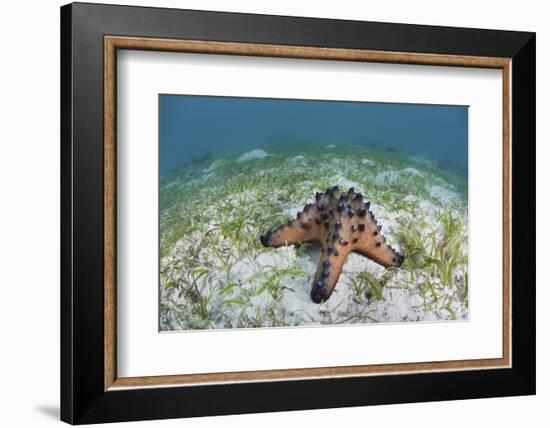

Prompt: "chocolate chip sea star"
[260,186,404,303]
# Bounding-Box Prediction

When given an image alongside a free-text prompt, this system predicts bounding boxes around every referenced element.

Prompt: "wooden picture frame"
[61,2,535,424]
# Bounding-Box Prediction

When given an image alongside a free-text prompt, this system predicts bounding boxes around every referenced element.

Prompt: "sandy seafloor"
[159,144,469,331]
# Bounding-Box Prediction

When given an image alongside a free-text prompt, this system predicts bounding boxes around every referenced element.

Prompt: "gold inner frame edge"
[104,36,512,391]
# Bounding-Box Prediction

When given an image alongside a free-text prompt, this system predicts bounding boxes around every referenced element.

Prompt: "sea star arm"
[310,246,351,303]
[353,239,404,268]
[351,214,404,268]
[260,204,322,247]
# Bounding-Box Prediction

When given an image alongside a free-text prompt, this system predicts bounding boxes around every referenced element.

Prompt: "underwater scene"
[159,95,468,331]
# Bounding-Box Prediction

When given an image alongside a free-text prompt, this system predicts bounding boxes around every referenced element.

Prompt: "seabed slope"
[160,144,469,331]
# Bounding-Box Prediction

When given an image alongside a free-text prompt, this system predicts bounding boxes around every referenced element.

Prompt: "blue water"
[159,95,468,178]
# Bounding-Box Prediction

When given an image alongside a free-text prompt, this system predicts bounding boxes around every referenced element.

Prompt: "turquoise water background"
[159,95,468,178]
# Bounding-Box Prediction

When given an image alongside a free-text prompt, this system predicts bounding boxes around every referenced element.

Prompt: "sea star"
[260,186,404,303]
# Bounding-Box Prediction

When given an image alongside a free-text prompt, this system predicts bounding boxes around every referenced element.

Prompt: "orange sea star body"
[260,186,404,303]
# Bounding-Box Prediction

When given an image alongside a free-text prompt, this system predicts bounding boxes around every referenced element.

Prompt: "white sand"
[361,158,375,166]
[238,149,271,162]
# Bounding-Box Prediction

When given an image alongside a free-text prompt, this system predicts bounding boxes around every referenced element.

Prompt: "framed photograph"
[60,2,535,424]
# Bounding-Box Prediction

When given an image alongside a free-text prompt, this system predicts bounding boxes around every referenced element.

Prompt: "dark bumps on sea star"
[260,186,404,303]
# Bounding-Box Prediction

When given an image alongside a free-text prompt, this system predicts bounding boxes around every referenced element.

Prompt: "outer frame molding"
[61,2,535,424]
